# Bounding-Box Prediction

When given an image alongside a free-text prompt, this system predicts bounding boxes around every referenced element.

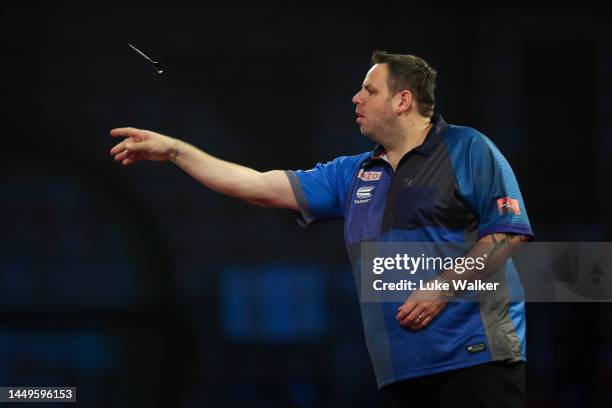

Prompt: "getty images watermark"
[358,242,612,302]
[371,253,499,292]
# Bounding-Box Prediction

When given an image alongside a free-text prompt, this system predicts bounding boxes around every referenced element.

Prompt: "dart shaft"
[128,43,154,62]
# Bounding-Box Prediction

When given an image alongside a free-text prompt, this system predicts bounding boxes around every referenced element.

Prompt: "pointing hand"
[110,127,178,165]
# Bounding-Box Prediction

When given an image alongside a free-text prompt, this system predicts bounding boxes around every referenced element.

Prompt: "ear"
[397,90,413,114]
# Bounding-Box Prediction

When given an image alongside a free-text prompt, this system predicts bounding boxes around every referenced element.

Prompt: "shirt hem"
[376,353,525,389]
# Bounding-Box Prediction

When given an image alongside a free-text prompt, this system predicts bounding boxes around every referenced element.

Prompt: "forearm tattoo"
[485,233,512,259]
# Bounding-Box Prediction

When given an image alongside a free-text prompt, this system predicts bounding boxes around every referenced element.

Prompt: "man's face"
[352,64,397,140]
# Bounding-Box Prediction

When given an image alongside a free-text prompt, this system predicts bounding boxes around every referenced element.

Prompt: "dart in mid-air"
[128,43,163,74]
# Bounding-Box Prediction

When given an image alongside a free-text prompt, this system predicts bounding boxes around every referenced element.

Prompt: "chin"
[359,127,380,143]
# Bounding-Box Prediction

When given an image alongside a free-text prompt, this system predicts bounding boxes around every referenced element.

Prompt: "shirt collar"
[364,114,449,166]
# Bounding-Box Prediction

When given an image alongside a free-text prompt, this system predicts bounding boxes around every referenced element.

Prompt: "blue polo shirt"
[286,115,534,388]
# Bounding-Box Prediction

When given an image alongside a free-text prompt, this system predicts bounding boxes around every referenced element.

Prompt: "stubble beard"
[360,120,394,147]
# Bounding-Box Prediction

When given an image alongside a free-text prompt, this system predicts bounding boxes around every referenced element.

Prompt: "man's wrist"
[435,277,456,299]
[169,139,180,163]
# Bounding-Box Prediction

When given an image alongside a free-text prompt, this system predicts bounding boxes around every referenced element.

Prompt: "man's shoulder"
[324,151,371,170]
[444,124,489,144]
[298,152,370,181]
[443,124,501,154]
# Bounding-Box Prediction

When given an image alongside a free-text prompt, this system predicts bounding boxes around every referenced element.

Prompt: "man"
[110,51,533,407]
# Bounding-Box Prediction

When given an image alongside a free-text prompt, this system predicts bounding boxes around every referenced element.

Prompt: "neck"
[382,117,433,170]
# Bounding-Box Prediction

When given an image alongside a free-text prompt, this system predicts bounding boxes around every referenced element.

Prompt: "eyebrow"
[364,83,376,91]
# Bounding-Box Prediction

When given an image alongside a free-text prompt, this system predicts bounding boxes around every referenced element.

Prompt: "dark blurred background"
[1,1,611,407]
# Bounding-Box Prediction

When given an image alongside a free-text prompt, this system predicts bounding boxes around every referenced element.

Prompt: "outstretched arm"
[110,127,298,209]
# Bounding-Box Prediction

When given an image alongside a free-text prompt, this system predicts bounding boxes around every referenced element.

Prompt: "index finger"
[110,127,141,138]
[110,139,130,155]
[396,300,417,320]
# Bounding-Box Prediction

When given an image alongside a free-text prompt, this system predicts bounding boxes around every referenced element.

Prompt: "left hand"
[396,289,447,330]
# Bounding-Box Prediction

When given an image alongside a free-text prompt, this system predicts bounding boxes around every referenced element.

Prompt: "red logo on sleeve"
[497,197,521,215]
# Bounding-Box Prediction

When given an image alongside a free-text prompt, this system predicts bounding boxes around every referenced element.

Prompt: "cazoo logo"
[357,169,382,181]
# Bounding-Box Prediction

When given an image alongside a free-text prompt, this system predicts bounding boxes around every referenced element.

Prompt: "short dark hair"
[371,50,437,117]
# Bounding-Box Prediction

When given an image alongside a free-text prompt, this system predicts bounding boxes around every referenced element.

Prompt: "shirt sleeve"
[460,135,534,240]
[285,154,364,227]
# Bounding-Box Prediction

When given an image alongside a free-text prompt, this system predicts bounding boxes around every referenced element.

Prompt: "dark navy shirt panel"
[343,159,393,243]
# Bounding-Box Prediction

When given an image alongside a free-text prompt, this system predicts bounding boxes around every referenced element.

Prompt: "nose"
[352,90,362,105]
